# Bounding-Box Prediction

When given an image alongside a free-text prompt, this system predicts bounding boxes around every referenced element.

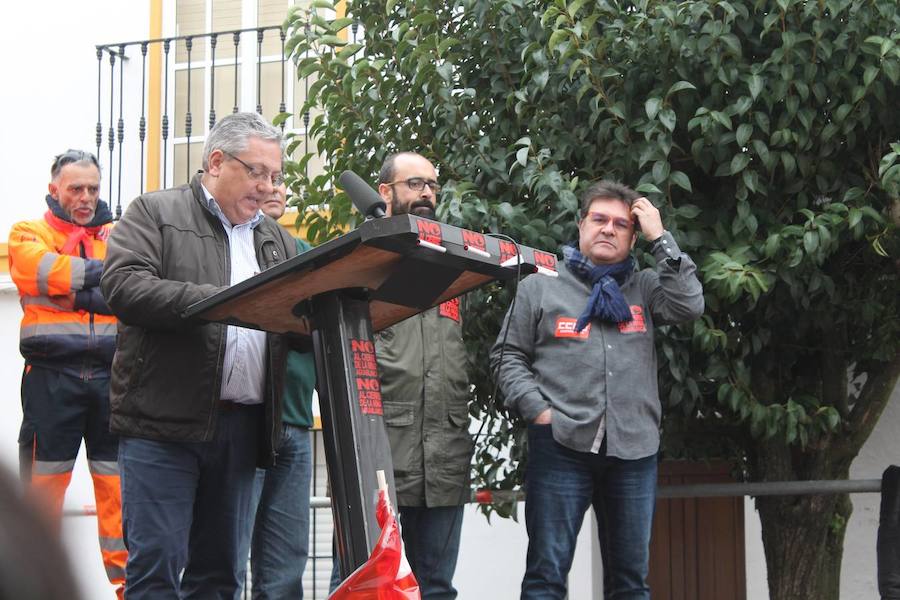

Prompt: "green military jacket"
[376,297,474,507]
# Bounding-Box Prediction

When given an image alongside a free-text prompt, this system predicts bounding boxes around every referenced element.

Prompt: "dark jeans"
[246,424,312,599]
[522,424,657,600]
[328,505,464,600]
[399,505,464,600]
[119,404,261,600]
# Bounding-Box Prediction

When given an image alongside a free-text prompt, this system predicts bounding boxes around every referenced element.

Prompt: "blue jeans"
[246,424,312,599]
[329,505,463,599]
[119,404,261,600]
[399,505,464,600]
[522,424,657,600]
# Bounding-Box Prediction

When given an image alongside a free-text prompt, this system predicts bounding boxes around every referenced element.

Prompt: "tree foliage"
[284,0,899,593]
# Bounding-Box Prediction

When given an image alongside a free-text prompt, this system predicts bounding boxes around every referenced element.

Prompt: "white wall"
[0,1,150,234]
[842,384,900,598]
[0,2,150,598]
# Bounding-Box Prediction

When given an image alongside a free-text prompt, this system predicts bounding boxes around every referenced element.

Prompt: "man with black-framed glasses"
[366,152,473,599]
[8,149,126,598]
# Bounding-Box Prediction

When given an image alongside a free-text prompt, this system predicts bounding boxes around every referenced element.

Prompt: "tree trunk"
[753,440,853,600]
[757,491,852,600]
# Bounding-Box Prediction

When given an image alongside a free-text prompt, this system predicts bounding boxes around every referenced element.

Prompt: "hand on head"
[629,197,664,241]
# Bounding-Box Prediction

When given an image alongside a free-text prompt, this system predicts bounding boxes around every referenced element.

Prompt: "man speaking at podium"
[374,152,475,599]
[101,112,297,599]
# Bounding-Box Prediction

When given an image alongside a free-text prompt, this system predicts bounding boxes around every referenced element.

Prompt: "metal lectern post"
[309,288,398,579]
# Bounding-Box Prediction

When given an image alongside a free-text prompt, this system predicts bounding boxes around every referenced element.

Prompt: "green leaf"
[863,65,879,87]
[671,171,692,192]
[652,161,670,183]
[645,97,662,120]
[736,123,753,147]
[667,80,697,96]
[635,183,663,194]
[330,17,355,31]
[765,233,780,258]
[677,203,701,218]
[336,43,363,60]
[781,152,797,177]
[742,169,757,193]
[567,0,589,17]
[318,34,346,47]
[843,187,865,203]
[515,147,529,168]
[711,111,733,130]
[748,75,763,100]
[803,230,819,254]
[548,29,568,53]
[411,11,436,28]
[884,59,900,84]
[437,37,459,57]
[731,153,751,174]
[659,109,677,132]
[834,104,853,123]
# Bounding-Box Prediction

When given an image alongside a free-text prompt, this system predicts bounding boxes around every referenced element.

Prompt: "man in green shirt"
[244,182,317,598]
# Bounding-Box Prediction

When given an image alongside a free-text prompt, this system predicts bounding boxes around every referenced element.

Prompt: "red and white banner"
[329,476,420,600]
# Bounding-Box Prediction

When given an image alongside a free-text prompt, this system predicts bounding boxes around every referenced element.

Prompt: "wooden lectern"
[184,214,558,578]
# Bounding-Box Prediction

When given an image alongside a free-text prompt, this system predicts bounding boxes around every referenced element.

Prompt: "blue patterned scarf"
[563,244,634,332]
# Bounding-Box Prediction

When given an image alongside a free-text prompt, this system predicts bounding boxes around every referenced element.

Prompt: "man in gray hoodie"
[491,180,704,600]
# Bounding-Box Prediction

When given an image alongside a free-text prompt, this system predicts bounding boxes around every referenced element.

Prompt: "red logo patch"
[618,305,647,333]
[416,219,443,247]
[350,338,383,415]
[439,298,460,322]
[554,317,590,339]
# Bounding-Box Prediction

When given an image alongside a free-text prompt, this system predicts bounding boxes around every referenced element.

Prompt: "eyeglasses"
[386,177,441,193]
[223,151,284,187]
[51,149,99,178]
[585,211,634,232]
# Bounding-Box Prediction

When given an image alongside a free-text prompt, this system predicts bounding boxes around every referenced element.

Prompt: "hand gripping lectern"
[184,214,558,578]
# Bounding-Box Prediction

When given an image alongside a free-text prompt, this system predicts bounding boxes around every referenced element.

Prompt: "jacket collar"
[45,195,113,227]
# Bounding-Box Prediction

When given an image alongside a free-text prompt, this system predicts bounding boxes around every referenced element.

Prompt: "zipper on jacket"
[81,241,92,382]
[268,344,278,466]
[85,312,95,382]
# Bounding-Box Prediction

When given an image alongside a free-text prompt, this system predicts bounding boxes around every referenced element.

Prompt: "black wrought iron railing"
[95,23,315,219]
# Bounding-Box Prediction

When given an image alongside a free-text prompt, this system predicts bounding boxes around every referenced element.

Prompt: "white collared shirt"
[201,183,266,405]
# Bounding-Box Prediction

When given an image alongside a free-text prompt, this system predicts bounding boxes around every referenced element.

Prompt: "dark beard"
[410,202,436,220]
[391,195,437,220]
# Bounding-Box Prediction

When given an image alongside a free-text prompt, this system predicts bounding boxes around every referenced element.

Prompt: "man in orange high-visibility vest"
[8,149,126,599]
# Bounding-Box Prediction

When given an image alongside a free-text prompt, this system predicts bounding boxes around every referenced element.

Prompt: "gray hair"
[202,112,283,170]
[50,149,100,181]
[580,180,640,216]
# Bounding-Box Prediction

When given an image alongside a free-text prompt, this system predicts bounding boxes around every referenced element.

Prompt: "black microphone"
[339,170,387,219]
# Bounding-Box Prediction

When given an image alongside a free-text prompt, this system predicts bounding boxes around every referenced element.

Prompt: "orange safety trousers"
[20,364,126,599]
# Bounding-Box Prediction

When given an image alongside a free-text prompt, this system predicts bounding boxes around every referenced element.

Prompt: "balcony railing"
[95,23,321,219]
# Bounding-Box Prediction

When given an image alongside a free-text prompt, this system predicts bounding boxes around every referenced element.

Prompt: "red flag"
[329,489,420,599]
